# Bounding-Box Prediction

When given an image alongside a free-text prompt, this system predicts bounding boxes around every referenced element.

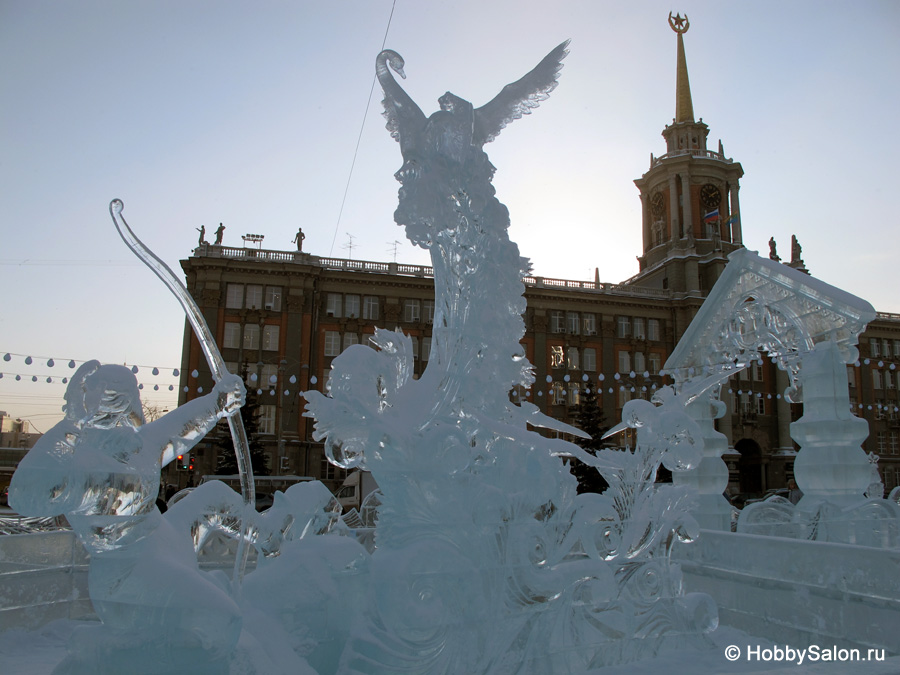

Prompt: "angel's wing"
[473,40,570,146]
[377,49,427,150]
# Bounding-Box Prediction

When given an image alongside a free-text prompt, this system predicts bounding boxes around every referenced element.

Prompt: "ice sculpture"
[8,361,246,672]
[303,42,715,673]
[664,248,900,544]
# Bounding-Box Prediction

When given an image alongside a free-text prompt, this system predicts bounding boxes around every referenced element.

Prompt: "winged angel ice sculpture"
[304,42,716,673]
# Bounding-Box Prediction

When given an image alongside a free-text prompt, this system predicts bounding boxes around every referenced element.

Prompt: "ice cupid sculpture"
[9,360,245,672]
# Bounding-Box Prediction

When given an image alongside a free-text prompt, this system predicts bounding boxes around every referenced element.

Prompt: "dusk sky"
[2,0,898,430]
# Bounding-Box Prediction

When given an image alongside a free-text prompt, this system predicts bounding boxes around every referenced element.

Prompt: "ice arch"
[662,248,876,530]
[666,248,875,401]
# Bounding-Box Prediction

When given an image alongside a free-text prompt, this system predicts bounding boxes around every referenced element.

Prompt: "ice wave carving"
[304,42,715,673]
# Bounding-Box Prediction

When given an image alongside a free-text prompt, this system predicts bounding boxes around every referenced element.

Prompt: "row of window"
[870,338,900,359]
[616,316,661,341]
[323,330,432,361]
[548,346,664,375]
[872,370,898,390]
[882,468,900,491]
[325,294,437,324]
[223,323,280,351]
[549,312,662,339]
[326,293,381,320]
[875,430,900,455]
[617,350,662,375]
[226,284,283,311]
[732,391,768,416]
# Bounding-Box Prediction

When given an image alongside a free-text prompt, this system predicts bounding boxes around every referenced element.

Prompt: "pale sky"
[2,0,898,431]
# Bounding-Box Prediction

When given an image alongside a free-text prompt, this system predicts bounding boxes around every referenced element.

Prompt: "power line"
[328,0,397,256]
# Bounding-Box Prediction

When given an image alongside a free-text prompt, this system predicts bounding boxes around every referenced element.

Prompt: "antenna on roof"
[341,233,356,259]
[387,240,402,262]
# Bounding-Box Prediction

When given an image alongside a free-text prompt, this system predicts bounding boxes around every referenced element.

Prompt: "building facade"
[169,18,900,497]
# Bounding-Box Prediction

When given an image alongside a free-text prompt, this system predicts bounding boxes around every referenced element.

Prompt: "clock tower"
[631,13,745,304]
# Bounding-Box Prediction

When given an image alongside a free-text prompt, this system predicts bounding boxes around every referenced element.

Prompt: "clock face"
[700,183,721,209]
[651,192,665,217]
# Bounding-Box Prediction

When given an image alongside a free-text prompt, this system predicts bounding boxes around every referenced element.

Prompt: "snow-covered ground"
[2,620,898,675]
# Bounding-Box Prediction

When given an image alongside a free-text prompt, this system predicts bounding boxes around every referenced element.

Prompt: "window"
[326,293,342,318]
[648,319,660,341]
[740,394,752,414]
[582,313,596,335]
[363,296,379,320]
[871,338,881,358]
[261,364,278,388]
[344,294,360,318]
[411,337,419,361]
[847,366,857,388]
[551,382,566,405]
[751,361,763,382]
[618,350,630,374]
[550,345,565,368]
[884,339,893,359]
[894,340,900,358]
[223,322,241,349]
[756,396,766,415]
[550,311,565,333]
[850,397,858,415]
[567,347,579,370]
[424,300,435,324]
[887,371,895,390]
[422,337,432,362]
[617,316,631,338]
[617,388,631,409]
[258,405,276,435]
[648,353,661,375]
[245,285,263,310]
[877,431,886,454]
[890,431,899,455]
[265,286,282,311]
[634,352,645,373]
[874,369,883,390]
[404,299,421,323]
[633,317,645,340]
[324,331,341,356]
[568,382,581,407]
[262,325,280,351]
[226,284,244,309]
[243,324,260,350]
[567,312,580,334]
[343,332,359,352]
[583,348,596,372]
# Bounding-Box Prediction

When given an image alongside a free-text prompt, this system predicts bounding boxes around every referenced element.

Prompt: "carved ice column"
[791,341,871,512]
[673,386,733,530]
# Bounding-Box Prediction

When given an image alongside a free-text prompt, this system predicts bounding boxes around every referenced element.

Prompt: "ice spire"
[669,12,694,123]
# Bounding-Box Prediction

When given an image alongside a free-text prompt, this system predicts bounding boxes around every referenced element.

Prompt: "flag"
[727,213,740,225]
[703,209,719,223]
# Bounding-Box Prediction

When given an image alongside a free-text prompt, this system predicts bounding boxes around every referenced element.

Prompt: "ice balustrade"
[7,43,715,673]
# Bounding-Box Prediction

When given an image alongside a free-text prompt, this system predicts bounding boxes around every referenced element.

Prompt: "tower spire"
[669,12,694,123]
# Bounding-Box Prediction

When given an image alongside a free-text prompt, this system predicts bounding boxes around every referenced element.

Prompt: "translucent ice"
[303,42,714,673]
[8,361,246,671]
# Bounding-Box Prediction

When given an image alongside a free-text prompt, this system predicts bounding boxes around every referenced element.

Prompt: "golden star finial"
[668,12,690,34]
